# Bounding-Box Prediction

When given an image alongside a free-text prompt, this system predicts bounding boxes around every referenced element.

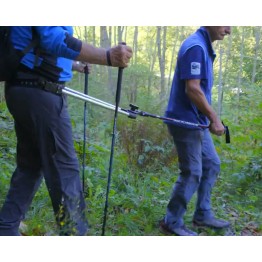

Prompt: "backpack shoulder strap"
[20,26,39,55]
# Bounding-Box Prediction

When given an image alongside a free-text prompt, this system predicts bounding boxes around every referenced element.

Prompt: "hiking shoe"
[159,219,198,236]
[193,217,230,229]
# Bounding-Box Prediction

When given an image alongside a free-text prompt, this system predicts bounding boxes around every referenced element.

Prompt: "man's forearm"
[185,81,219,123]
[75,43,107,65]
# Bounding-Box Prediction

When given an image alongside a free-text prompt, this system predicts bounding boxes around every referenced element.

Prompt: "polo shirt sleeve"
[179,45,207,80]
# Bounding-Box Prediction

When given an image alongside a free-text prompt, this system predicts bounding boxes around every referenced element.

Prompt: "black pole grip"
[222,121,230,144]
[115,42,126,105]
[225,125,230,144]
[84,65,89,93]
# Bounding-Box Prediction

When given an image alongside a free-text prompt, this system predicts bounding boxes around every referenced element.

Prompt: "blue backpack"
[0,26,37,82]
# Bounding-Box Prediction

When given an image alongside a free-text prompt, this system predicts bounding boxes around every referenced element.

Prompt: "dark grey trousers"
[0,84,88,235]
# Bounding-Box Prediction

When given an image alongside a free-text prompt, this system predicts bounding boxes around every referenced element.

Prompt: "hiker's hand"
[108,44,133,68]
[209,120,225,136]
[72,61,91,73]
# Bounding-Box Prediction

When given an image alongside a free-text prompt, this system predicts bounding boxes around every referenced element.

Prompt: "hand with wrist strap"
[106,42,132,68]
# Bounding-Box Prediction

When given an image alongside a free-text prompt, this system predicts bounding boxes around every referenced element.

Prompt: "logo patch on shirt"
[191,62,201,75]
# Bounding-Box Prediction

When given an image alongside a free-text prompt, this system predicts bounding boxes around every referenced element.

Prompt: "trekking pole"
[82,65,89,194]
[62,87,230,138]
[101,44,125,236]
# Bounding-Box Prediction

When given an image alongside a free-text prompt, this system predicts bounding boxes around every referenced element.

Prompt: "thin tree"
[129,26,139,103]
[217,43,223,118]
[167,27,182,93]
[251,26,261,84]
[236,27,246,123]
[100,26,113,93]
[118,26,125,43]
[157,26,167,100]
[147,27,157,95]
[91,27,97,75]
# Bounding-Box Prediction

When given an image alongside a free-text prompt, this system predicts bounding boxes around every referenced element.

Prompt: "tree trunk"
[167,27,181,93]
[107,26,113,94]
[236,27,245,123]
[147,28,157,95]
[100,26,112,93]
[114,26,117,46]
[91,27,97,75]
[124,27,128,44]
[100,26,110,48]
[157,26,167,100]
[130,27,139,103]
[251,26,261,84]
[217,43,223,118]
[118,26,124,43]
[222,32,232,88]
[132,26,138,66]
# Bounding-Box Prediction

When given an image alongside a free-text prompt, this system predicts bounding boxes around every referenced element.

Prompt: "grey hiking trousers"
[165,125,221,228]
[0,83,88,236]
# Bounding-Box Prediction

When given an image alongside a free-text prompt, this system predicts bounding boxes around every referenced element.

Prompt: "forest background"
[0,26,261,236]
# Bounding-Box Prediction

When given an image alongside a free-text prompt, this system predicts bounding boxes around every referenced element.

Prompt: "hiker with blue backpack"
[0,26,132,236]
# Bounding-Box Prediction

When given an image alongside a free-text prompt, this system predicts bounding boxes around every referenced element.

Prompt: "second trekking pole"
[82,65,89,194]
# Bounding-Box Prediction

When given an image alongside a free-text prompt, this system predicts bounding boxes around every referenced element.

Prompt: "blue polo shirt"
[10,26,82,82]
[165,27,216,129]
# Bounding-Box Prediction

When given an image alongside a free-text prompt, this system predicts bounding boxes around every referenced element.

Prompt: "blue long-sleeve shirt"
[10,26,82,82]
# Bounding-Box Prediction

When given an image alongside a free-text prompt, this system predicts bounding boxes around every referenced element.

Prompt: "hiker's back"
[15,27,75,82]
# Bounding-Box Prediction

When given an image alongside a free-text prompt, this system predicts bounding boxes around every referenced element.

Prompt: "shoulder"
[181,34,206,53]
[179,43,206,61]
[35,26,73,36]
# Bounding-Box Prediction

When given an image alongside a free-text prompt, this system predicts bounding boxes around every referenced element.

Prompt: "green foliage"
[117,117,175,171]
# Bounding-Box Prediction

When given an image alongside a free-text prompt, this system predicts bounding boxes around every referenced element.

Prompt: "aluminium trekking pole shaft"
[63,87,211,129]
[62,87,131,117]
[62,88,208,128]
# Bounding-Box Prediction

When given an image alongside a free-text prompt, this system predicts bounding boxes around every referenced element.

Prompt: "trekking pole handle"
[115,42,126,105]
[84,64,89,74]
[222,121,230,144]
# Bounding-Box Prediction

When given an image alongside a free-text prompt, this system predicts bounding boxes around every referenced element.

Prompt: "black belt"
[10,79,65,95]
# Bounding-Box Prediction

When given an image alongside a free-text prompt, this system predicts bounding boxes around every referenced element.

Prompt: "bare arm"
[75,43,107,65]
[185,79,225,136]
